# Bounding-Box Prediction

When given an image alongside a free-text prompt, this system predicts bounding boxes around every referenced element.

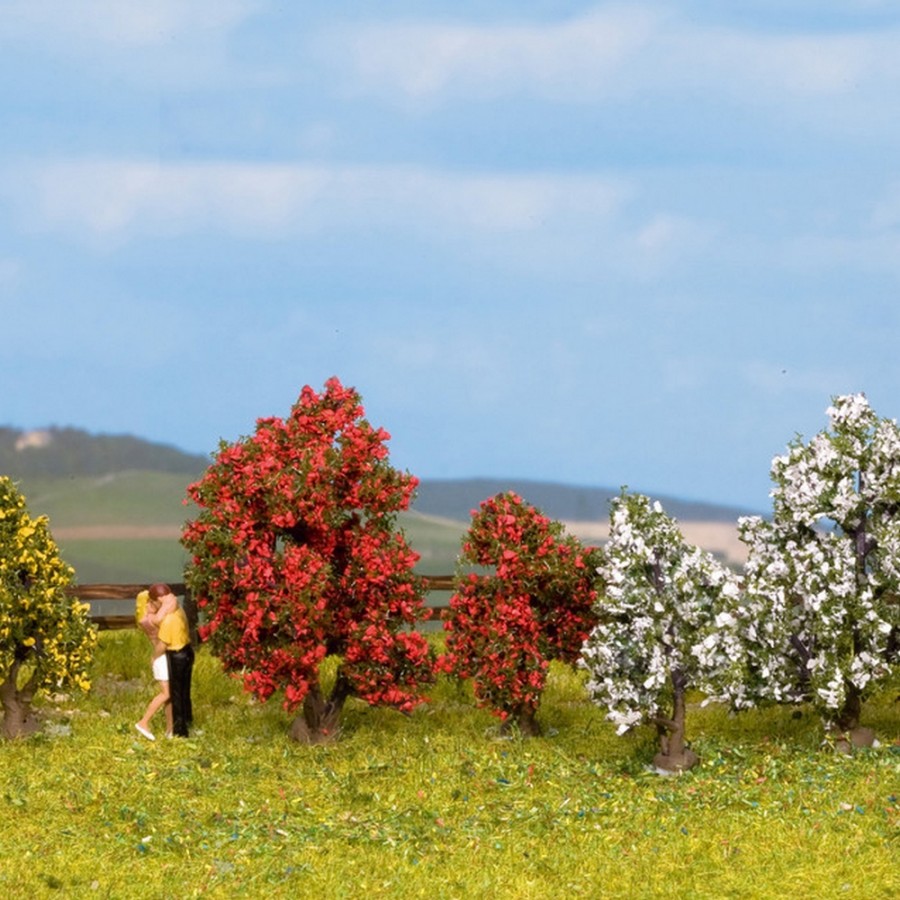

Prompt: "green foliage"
[442,491,600,727]
[0,477,97,737]
[182,379,434,726]
[0,631,895,897]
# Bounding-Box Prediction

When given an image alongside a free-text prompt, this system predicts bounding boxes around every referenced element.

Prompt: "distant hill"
[1,426,755,523]
[1,426,755,580]
[412,478,755,524]
[0,426,209,478]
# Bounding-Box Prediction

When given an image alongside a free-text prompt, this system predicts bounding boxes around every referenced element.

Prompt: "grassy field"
[0,631,896,899]
[20,472,198,529]
[51,513,466,591]
[17,472,749,585]
[14,473,469,584]
[19,472,196,584]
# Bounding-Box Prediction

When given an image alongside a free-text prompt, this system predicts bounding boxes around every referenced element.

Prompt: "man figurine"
[146,583,194,737]
[134,592,173,740]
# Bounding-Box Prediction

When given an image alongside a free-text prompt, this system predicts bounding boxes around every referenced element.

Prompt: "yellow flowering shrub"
[0,476,96,737]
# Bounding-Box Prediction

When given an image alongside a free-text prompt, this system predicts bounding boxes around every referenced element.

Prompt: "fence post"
[74,577,454,631]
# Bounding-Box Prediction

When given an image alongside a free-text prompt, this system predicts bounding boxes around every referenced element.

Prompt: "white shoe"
[135,724,155,741]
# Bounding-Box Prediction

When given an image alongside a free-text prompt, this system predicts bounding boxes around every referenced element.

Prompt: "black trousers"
[166,644,195,737]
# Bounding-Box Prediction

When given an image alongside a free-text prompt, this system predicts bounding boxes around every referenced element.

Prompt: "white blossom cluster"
[736,394,899,724]
[579,396,900,740]
[580,492,742,735]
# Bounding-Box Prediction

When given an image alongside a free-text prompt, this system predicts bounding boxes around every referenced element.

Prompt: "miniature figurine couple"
[135,583,194,740]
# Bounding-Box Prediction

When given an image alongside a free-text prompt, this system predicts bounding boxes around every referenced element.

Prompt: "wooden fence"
[69,576,457,633]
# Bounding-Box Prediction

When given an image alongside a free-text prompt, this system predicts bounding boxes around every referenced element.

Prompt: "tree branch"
[651,715,677,732]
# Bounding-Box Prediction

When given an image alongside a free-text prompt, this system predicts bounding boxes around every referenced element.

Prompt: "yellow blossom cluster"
[0,476,96,696]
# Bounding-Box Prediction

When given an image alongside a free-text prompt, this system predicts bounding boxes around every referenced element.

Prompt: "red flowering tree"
[182,378,434,743]
[441,492,602,736]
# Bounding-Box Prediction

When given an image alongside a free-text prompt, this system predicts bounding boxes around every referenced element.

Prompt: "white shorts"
[152,654,169,682]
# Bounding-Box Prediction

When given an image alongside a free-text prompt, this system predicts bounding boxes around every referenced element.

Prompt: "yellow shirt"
[158,607,190,651]
[135,590,149,625]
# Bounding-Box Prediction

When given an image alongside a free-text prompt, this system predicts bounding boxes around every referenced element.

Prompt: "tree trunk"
[289,670,353,744]
[0,661,40,740]
[652,671,699,773]
[831,680,875,753]
[834,505,877,753]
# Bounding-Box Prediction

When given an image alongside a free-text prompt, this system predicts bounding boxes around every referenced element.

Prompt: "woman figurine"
[135,591,173,740]
[146,583,194,737]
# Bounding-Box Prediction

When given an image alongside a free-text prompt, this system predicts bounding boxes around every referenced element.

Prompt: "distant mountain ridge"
[412,478,755,524]
[1,426,756,522]
[0,426,209,478]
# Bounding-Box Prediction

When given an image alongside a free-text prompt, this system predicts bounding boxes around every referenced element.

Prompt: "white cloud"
[3,157,734,286]
[5,158,629,245]
[331,5,900,126]
[0,0,261,87]
[331,7,662,103]
[0,0,257,46]
[14,160,327,238]
[333,7,661,102]
[689,26,900,101]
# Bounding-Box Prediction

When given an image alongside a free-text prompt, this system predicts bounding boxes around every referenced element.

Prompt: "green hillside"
[1,428,461,583]
[2,425,753,585]
[10,472,467,586]
[52,537,191,586]
[20,471,197,528]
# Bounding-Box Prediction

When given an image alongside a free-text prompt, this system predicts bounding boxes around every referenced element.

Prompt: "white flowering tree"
[736,394,900,750]
[581,491,742,772]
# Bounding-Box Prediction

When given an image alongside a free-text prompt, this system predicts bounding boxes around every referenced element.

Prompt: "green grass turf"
[0,632,896,899]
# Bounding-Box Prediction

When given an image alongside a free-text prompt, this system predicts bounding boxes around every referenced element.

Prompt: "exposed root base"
[831,726,876,755]
[289,718,341,745]
[1,708,40,741]
[652,748,699,774]
[499,717,541,740]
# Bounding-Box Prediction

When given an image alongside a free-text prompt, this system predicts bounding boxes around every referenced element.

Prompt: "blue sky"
[3,2,900,512]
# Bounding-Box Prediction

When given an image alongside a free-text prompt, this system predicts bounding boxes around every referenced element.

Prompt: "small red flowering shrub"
[441,492,601,735]
[181,378,434,741]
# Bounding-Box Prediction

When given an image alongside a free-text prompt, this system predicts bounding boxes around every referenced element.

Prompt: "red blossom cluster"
[441,492,601,727]
[181,377,434,715]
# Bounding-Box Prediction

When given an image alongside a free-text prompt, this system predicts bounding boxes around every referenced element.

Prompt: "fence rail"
[69,576,456,632]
